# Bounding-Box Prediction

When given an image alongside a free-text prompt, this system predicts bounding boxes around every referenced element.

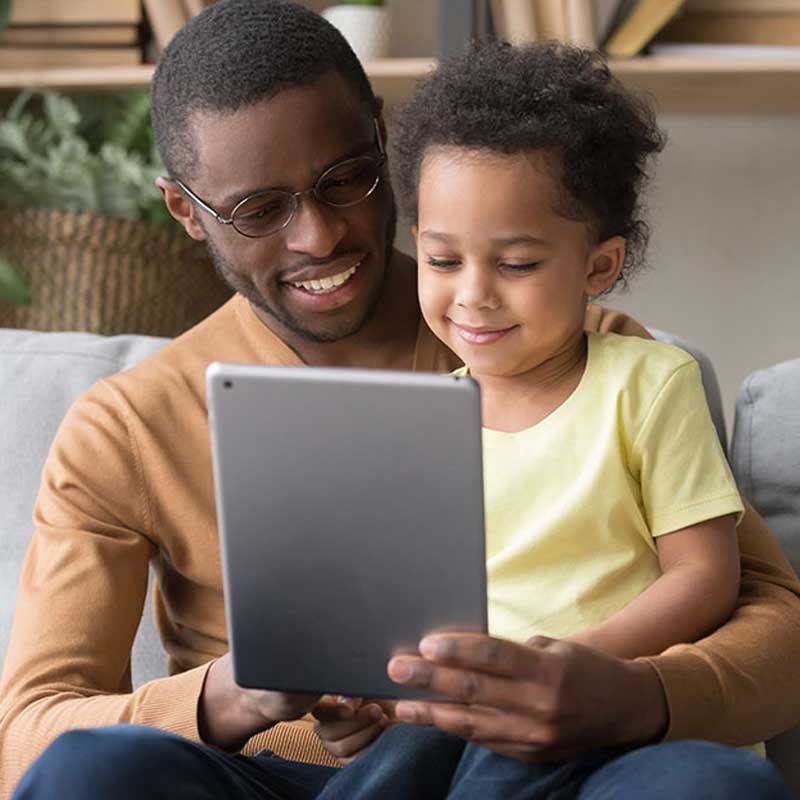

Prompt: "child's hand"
[312,695,392,765]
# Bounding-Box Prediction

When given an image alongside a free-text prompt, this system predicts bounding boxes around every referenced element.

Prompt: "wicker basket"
[0,207,233,336]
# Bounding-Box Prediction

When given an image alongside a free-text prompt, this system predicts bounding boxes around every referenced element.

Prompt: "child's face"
[415,147,623,379]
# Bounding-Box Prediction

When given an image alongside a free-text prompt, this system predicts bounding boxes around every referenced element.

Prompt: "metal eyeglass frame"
[170,118,385,239]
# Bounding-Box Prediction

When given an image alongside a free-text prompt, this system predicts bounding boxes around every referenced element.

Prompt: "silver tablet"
[207,363,487,699]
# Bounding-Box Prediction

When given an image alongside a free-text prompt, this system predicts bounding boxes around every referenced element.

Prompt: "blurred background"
[0,0,797,429]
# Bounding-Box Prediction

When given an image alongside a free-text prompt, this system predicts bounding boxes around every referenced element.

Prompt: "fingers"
[312,695,363,723]
[419,633,553,678]
[394,701,548,748]
[388,653,532,711]
[314,702,388,764]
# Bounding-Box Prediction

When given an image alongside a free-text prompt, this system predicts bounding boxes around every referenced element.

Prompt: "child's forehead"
[418,146,565,204]
[420,145,561,182]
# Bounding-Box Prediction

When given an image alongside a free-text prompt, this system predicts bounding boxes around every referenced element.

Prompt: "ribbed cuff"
[136,661,213,743]
[243,717,340,767]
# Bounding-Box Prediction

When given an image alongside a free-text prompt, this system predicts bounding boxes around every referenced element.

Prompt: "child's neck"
[473,332,588,433]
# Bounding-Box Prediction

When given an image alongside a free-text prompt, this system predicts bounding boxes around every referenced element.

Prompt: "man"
[1,1,797,797]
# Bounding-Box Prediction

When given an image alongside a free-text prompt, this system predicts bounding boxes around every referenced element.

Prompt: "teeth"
[291,264,358,293]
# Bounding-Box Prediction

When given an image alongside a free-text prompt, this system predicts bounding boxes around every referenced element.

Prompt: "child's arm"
[568,514,739,659]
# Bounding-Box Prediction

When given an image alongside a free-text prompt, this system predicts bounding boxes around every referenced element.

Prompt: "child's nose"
[456,268,499,310]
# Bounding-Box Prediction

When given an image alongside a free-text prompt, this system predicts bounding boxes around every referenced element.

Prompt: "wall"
[607,113,800,433]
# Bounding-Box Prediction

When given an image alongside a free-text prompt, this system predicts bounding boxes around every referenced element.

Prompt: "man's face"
[185,73,396,343]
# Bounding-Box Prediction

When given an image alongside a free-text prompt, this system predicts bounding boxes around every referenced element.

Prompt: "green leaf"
[0,0,11,32]
[0,257,31,305]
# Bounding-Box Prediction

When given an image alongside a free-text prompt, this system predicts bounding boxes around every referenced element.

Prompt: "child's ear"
[411,225,419,243]
[155,177,206,241]
[585,236,626,296]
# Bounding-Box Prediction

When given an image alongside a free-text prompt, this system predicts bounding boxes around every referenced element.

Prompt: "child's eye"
[500,262,540,272]
[426,257,460,269]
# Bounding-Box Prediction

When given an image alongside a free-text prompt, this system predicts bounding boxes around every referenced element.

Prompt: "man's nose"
[283,194,347,257]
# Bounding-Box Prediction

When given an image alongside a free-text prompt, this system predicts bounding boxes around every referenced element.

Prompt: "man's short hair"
[151,0,377,181]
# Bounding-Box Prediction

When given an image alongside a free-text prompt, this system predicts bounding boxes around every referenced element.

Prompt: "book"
[566,0,597,47]
[493,0,538,44]
[143,0,189,51]
[0,45,141,68]
[659,12,800,46]
[0,25,139,46]
[9,0,141,25]
[536,0,570,41]
[604,0,688,57]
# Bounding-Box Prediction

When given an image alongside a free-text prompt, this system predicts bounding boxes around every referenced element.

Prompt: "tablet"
[207,363,487,699]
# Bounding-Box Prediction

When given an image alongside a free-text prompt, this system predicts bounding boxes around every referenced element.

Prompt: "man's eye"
[427,257,460,269]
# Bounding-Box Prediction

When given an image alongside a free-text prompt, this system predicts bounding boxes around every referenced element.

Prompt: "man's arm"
[589,303,800,744]
[0,383,316,796]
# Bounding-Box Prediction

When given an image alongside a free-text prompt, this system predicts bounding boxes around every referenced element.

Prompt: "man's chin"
[248,293,374,344]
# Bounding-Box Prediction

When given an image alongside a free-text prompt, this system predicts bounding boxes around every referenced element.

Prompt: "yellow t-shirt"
[464,332,744,644]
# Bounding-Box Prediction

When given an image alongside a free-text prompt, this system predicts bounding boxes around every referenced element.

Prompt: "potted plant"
[321,0,390,63]
[0,90,231,334]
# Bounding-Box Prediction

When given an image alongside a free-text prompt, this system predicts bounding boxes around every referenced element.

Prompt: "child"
[394,40,743,661]
[314,41,751,791]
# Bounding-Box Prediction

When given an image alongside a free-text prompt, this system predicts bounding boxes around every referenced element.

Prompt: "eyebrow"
[218,138,377,210]
[419,231,550,247]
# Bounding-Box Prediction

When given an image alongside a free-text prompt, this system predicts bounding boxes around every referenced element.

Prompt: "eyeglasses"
[171,118,385,239]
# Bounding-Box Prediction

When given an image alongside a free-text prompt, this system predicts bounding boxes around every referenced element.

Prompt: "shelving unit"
[1,56,800,114]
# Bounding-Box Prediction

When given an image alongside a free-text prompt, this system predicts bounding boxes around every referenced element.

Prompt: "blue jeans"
[13,722,791,799]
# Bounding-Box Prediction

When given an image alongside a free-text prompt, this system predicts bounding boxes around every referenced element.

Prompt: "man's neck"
[255,249,421,370]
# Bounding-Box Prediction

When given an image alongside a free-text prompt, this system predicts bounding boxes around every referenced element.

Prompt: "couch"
[0,326,798,794]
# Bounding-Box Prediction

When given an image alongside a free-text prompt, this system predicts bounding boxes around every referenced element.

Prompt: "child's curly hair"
[392,41,666,287]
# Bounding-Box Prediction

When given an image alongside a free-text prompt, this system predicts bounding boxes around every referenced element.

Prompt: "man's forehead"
[189,73,368,149]
[187,74,373,194]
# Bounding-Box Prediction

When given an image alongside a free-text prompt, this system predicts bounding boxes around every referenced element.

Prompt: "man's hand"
[312,696,392,765]
[199,653,321,751]
[387,633,668,763]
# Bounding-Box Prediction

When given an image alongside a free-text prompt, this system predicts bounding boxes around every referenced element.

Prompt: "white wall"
[607,113,799,433]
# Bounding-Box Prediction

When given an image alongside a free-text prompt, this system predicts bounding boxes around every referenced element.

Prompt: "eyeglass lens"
[232,156,382,237]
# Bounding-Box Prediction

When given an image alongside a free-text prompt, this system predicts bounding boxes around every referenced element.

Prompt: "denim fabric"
[13,723,792,800]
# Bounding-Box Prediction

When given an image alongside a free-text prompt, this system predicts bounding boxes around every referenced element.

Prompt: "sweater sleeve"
[587,305,800,744]
[643,500,800,745]
[0,382,211,798]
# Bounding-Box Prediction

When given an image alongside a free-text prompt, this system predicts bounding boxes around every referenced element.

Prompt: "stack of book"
[478,1,691,57]
[490,0,600,49]
[0,0,143,68]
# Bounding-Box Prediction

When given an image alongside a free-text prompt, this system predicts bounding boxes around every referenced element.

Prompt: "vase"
[321,5,390,63]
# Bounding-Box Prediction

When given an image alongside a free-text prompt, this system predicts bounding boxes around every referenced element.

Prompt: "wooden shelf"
[1,56,800,113]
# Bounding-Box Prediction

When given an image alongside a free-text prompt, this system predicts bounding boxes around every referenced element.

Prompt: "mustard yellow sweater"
[1,295,799,797]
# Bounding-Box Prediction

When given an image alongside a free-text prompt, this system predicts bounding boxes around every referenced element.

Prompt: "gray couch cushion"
[731,357,800,575]
[0,329,170,686]
[730,357,800,795]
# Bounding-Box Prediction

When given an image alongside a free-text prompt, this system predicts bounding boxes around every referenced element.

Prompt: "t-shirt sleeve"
[629,359,744,537]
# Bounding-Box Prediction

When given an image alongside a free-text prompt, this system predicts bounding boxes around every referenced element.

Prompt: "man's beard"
[203,197,397,344]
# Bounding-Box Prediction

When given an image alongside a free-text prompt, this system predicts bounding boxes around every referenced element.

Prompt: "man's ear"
[155,177,207,241]
[585,236,626,296]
